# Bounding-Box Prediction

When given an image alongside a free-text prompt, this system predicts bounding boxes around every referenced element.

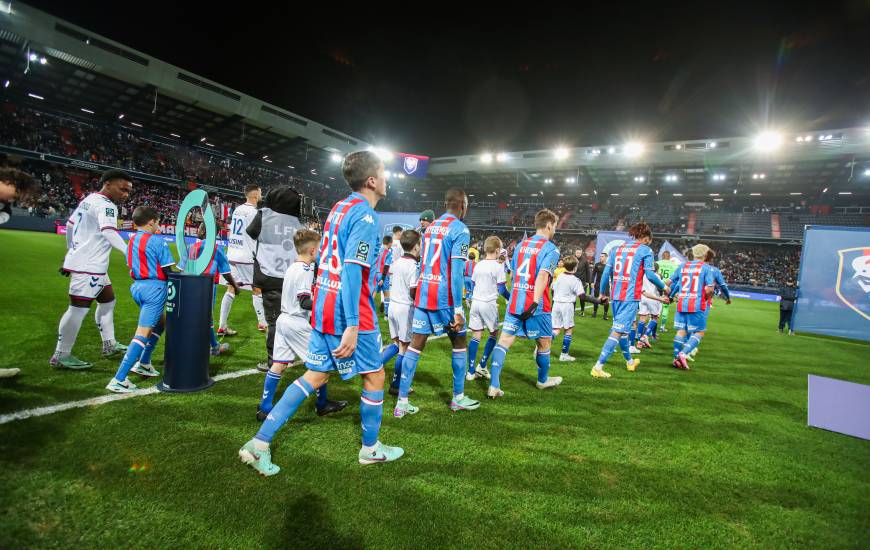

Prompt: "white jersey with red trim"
[226,202,258,264]
[63,193,120,274]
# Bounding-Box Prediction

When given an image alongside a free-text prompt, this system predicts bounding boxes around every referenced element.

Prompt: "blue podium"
[156,272,215,392]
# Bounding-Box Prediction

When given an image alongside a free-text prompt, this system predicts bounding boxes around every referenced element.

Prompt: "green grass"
[1,229,868,549]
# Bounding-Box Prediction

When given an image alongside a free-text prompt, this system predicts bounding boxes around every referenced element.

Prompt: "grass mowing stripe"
[0,368,259,424]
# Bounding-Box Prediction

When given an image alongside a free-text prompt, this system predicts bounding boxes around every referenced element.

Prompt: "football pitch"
[0,229,868,549]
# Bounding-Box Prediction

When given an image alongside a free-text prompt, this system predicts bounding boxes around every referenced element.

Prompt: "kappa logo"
[362,214,375,224]
[835,247,870,321]
[403,156,418,175]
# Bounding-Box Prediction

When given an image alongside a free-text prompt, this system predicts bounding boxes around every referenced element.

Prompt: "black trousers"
[262,287,283,362]
[778,308,794,331]
[592,284,609,316]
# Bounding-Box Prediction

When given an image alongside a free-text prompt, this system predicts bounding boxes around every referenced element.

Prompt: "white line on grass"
[0,368,259,425]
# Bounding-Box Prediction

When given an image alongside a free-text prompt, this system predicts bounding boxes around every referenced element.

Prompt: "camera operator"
[246,187,308,371]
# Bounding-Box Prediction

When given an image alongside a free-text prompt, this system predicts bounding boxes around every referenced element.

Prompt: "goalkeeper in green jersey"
[654,251,679,334]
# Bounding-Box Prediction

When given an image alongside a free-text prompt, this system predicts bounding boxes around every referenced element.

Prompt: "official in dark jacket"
[778,281,797,335]
[591,253,609,320]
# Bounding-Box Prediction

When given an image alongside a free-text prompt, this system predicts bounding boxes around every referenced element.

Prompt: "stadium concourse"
[1,3,869,549]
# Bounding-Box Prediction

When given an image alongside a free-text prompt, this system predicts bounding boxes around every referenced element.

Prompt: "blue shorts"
[502,312,553,339]
[610,301,639,334]
[674,311,707,333]
[412,307,466,336]
[305,329,383,381]
[131,280,167,329]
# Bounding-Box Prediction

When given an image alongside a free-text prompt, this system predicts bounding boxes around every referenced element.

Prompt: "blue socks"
[452,348,467,396]
[260,370,282,413]
[637,322,646,341]
[647,320,658,337]
[479,336,497,368]
[139,323,163,365]
[255,377,313,443]
[673,334,687,358]
[489,345,508,389]
[561,335,572,355]
[360,389,384,447]
[390,354,404,389]
[398,349,420,398]
[629,328,637,347]
[682,334,703,355]
[598,336,619,365]
[209,324,219,348]
[381,343,399,366]
[618,335,632,360]
[535,349,551,383]
[383,299,390,316]
[114,335,148,380]
[467,338,481,373]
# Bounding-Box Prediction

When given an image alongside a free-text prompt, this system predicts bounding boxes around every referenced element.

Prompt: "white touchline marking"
[0,369,260,425]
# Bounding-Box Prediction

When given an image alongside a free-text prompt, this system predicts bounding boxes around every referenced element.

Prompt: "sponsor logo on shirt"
[420,273,443,283]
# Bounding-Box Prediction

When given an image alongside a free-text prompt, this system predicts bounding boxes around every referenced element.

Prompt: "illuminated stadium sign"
[391,152,429,178]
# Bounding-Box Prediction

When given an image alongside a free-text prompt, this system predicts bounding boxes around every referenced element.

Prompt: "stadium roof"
[418,129,870,201]
[0,2,369,175]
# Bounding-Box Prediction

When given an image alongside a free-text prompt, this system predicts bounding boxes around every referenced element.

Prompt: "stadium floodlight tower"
[753,130,783,153]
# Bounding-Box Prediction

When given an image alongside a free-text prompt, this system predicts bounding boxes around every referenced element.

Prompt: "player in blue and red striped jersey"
[376,235,392,315]
[392,187,481,417]
[684,248,731,362]
[666,244,716,370]
[105,206,175,394]
[486,209,563,398]
[239,150,403,476]
[464,249,477,307]
[591,222,668,379]
[189,223,241,356]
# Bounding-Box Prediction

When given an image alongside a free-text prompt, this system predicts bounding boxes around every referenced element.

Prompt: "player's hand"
[332,326,358,358]
[600,295,609,304]
[58,267,71,277]
[450,313,465,333]
[233,283,242,295]
[518,302,538,321]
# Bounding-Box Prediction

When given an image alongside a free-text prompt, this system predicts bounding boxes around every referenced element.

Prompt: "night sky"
[27,1,870,157]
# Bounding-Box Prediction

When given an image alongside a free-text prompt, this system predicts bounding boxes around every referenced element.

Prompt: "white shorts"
[69,272,111,300]
[388,302,414,343]
[224,262,254,290]
[469,300,499,332]
[552,302,576,329]
[274,314,311,363]
[639,298,662,316]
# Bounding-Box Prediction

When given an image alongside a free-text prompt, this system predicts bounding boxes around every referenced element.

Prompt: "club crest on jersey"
[105,207,115,217]
[356,241,370,262]
[403,156,418,175]
[835,247,870,321]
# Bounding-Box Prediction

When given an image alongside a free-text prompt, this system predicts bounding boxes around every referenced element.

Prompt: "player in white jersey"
[217,184,267,335]
[466,236,510,381]
[385,229,421,397]
[51,170,132,369]
[551,255,605,362]
[256,229,346,421]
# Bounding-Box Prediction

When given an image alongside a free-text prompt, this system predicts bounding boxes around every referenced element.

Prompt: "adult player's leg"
[240,368,331,476]
[488,330,518,396]
[358,367,404,464]
[535,335,561,388]
[448,329,479,411]
[394,331,429,417]
[94,284,126,357]
[52,295,93,368]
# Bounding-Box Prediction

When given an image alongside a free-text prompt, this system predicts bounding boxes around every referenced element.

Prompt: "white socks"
[252,438,270,451]
[56,305,89,355]
[95,300,116,345]
[219,291,235,329]
[252,294,265,324]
